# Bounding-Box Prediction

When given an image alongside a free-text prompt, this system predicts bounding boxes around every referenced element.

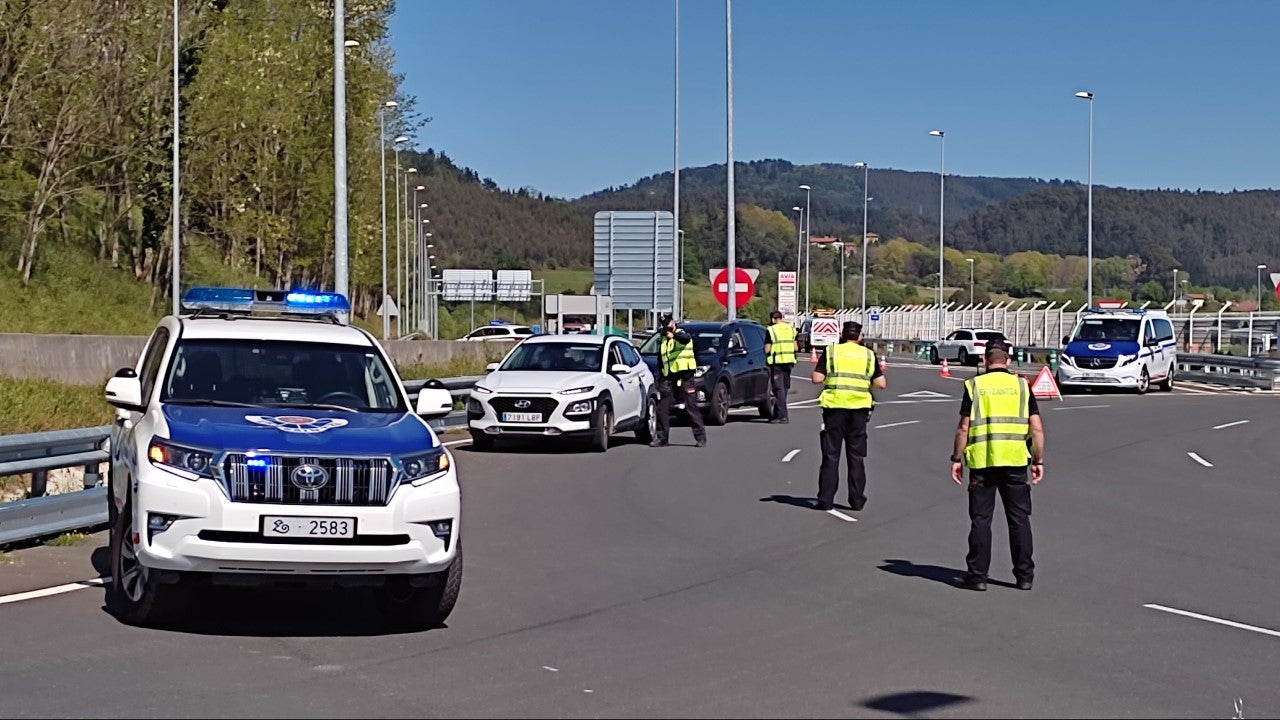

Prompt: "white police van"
[103,287,462,629]
[1056,307,1177,394]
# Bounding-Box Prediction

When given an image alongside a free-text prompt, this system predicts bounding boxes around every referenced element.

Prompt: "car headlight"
[471,385,493,394]
[147,439,215,480]
[558,386,594,395]
[565,399,594,416]
[1117,354,1135,366]
[1059,354,1075,367]
[693,365,710,378]
[399,449,450,485]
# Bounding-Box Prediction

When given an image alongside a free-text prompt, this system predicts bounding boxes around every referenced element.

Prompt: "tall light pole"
[401,169,417,329]
[793,205,803,282]
[334,1,351,299]
[376,100,397,339]
[855,162,869,317]
[673,0,681,322]
[171,0,180,315]
[1172,268,1179,305]
[1076,91,1094,307]
[1258,264,1267,310]
[967,258,975,304]
[800,184,811,314]
[930,130,945,339]
[725,0,737,320]
[392,139,408,335]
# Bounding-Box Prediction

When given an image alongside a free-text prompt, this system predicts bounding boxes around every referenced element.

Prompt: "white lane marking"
[874,420,920,429]
[898,390,950,399]
[1213,420,1249,430]
[827,509,857,522]
[782,449,801,463]
[1144,604,1280,639]
[443,439,471,447]
[878,399,955,406]
[543,666,559,672]
[791,375,810,381]
[0,577,108,607]
[1187,452,1214,468]
[789,398,822,407]
[1052,404,1111,411]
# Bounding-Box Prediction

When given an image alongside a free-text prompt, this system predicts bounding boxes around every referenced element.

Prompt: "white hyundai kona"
[466,334,657,452]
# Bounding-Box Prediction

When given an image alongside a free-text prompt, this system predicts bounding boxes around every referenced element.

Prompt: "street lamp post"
[725,0,737,320]
[334,1,353,300]
[376,100,397,339]
[1258,264,1268,311]
[391,138,407,335]
[673,0,681,322]
[930,130,945,339]
[677,229,685,320]
[800,185,811,314]
[170,0,181,315]
[854,162,869,318]
[1076,91,1094,307]
[967,258,975,305]
[1172,268,1179,306]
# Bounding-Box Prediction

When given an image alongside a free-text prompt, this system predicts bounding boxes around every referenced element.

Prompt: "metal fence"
[0,376,481,547]
[806,303,1280,354]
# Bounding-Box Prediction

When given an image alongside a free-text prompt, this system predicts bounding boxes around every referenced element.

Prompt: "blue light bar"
[180,287,350,316]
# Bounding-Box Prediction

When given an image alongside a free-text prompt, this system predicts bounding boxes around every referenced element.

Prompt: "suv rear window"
[976,331,1005,342]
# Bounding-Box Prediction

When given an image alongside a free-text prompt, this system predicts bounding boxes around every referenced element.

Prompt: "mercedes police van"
[103,287,462,629]
[1056,306,1177,394]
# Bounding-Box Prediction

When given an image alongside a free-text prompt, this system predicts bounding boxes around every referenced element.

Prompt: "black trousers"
[817,408,870,509]
[769,365,793,420]
[655,373,706,444]
[966,466,1034,582]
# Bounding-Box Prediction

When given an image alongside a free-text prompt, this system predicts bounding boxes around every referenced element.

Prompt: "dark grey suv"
[638,320,775,425]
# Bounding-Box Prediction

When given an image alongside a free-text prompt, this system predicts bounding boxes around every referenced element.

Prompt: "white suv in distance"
[931,328,1007,366]
[458,323,533,342]
[466,334,656,452]
[103,287,462,630]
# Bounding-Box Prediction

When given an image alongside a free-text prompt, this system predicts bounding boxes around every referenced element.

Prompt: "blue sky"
[389,0,1280,200]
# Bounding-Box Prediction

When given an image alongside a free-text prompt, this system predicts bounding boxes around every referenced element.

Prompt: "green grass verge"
[45,532,89,547]
[0,376,114,434]
[0,551,20,565]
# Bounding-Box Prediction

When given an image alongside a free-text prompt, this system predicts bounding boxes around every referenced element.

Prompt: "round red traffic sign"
[712,267,755,309]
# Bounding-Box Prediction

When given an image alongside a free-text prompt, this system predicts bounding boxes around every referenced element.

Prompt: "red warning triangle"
[1029,365,1062,400]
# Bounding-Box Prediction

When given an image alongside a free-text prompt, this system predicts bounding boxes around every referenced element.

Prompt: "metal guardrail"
[1176,354,1280,390]
[0,375,481,547]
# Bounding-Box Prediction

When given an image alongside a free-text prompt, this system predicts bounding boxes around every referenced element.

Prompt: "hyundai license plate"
[502,412,542,423]
[262,515,356,539]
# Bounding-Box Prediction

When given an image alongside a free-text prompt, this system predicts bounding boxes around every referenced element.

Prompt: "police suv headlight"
[558,386,594,395]
[565,399,594,416]
[147,439,215,481]
[399,449,450,485]
[694,365,710,378]
[1060,354,1076,368]
[1117,354,1136,366]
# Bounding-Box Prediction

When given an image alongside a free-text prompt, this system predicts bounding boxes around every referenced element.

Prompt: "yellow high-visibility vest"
[660,335,697,375]
[766,323,797,365]
[818,342,875,410]
[963,371,1032,469]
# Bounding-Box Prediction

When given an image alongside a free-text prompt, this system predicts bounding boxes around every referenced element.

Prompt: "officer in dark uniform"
[810,321,885,511]
[651,313,707,448]
[950,339,1046,592]
[763,310,798,424]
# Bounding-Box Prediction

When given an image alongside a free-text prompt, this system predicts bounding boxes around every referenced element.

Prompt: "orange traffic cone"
[939,358,951,378]
[810,346,819,363]
[879,356,887,373]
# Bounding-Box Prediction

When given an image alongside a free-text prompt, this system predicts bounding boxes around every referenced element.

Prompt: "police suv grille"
[1079,357,1117,370]
[490,397,560,416]
[221,454,395,506]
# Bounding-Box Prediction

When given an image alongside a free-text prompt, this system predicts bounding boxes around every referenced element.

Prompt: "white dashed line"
[543,666,559,672]
[782,449,801,463]
[443,439,471,447]
[1052,404,1111,411]
[1187,452,1214,468]
[827,509,858,523]
[1212,420,1249,430]
[1144,604,1280,639]
[874,420,920,429]
[0,577,108,606]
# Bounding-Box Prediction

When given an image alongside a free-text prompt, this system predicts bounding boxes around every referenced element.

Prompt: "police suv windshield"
[638,328,724,356]
[499,342,603,372]
[160,339,405,412]
[1072,318,1141,343]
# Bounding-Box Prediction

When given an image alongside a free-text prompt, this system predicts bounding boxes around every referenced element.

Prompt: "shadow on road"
[877,559,967,588]
[90,545,110,578]
[860,690,973,717]
[759,495,861,512]
[454,435,649,455]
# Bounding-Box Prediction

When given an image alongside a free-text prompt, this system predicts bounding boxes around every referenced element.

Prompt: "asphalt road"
[2,361,1279,718]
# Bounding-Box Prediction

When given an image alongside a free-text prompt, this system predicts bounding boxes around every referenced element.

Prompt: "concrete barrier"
[0,333,508,386]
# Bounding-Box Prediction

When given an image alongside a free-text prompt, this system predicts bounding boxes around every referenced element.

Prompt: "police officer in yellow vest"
[950,339,1046,592]
[810,321,885,511]
[651,313,707,448]
[763,311,797,424]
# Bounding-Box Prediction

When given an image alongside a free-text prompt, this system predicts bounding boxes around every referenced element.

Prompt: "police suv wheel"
[108,504,187,628]
[1158,365,1174,392]
[376,544,463,631]
[1136,368,1150,395]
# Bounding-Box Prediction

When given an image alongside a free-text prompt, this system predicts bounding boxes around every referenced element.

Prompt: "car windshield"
[499,342,603,372]
[160,339,404,412]
[638,328,724,355]
[1072,318,1140,342]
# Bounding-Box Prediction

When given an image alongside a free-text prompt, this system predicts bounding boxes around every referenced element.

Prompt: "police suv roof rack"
[1085,305,1146,315]
[179,287,350,324]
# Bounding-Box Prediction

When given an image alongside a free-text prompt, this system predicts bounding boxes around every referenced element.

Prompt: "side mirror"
[1145,337,1161,347]
[1061,335,1070,346]
[729,345,748,357]
[609,363,631,375]
[485,362,499,373]
[415,388,454,418]
[105,369,144,413]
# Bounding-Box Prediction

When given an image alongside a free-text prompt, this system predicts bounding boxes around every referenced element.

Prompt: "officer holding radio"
[651,313,707,448]
[950,338,1046,592]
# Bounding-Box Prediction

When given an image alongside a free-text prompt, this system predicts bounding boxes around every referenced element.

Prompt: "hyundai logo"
[514,400,532,409]
[290,463,329,490]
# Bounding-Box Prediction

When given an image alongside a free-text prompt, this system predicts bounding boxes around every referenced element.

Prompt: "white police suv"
[467,333,656,452]
[103,287,462,629]
[1057,307,1177,394]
